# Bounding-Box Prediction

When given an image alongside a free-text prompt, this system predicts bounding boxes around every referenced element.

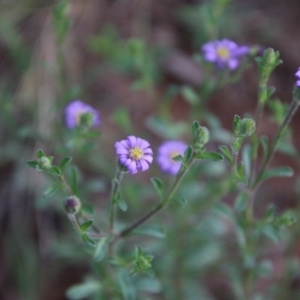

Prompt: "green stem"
[67,214,82,234]
[109,169,124,234]
[116,158,194,239]
[252,98,300,189]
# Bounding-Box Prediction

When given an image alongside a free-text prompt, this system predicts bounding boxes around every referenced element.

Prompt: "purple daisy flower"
[202,39,249,70]
[65,100,100,129]
[295,67,300,87]
[115,136,153,174]
[157,140,188,176]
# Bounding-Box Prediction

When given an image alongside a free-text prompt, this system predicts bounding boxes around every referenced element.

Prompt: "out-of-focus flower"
[157,141,187,176]
[115,136,153,174]
[295,67,300,87]
[65,100,100,129]
[202,39,249,70]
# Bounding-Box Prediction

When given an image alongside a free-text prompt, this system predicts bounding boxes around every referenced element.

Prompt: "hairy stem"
[252,98,300,189]
[109,169,124,234]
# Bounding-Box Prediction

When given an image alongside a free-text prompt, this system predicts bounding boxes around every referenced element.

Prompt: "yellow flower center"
[217,46,230,59]
[129,147,143,160]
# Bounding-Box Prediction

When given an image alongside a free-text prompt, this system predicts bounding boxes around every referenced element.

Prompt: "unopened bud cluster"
[192,121,210,153]
[64,195,81,215]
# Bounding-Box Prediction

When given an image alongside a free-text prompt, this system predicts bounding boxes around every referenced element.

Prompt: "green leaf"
[117,270,136,300]
[260,136,269,162]
[27,160,39,169]
[43,184,60,198]
[194,151,224,162]
[70,166,78,195]
[116,198,128,211]
[174,197,188,207]
[236,164,248,185]
[49,166,61,177]
[261,166,294,181]
[130,225,165,239]
[183,145,193,162]
[191,120,200,135]
[172,155,183,162]
[81,204,94,215]
[242,144,251,177]
[219,145,233,165]
[80,220,93,232]
[234,193,248,212]
[81,233,96,247]
[37,148,46,158]
[146,116,189,139]
[82,130,101,139]
[150,177,164,200]
[233,115,241,136]
[181,85,199,105]
[259,225,281,243]
[66,281,100,300]
[59,156,72,173]
[93,237,109,262]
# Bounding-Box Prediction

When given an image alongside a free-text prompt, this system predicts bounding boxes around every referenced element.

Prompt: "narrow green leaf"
[27,160,39,169]
[93,238,109,262]
[81,204,94,215]
[234,193,248,212]
[43,184,59,198]
[194,151,224,162]
[37,148,46,158]
[66,281,100,300]
[219,145,233,165]
[83,130,101,139]
[70,166,78,195]
[233,115,241,136]
[259,225,281,243]
[183,145,193,162]
[242,145,251,177]
[191,120,200,134]
[80,220,93,232]
[50,166,61,177]
[262,166,294,181]
[181,85,199,105]
[150,177,164,200]
[117,198,128,211]
[172,155,183,162]
[236,164,248,185]
[130,225,165,239]
[260,136,269,162]
[117,270,136,300]
[81,233,96,247]
[59,156,72,173]
[174,197,187,207]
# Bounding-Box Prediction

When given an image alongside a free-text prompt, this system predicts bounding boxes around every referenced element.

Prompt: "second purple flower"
[157,140,188,176]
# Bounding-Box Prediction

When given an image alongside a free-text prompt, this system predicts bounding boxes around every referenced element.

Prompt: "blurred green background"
[1,0,300,299]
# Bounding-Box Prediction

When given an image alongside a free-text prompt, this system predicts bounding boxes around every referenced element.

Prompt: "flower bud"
[64,195,81,215]
[38,156,52,170]
[263,48,277,66]
[237,118,256,138]
[257,48,282,84]
[193,126,210,148]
